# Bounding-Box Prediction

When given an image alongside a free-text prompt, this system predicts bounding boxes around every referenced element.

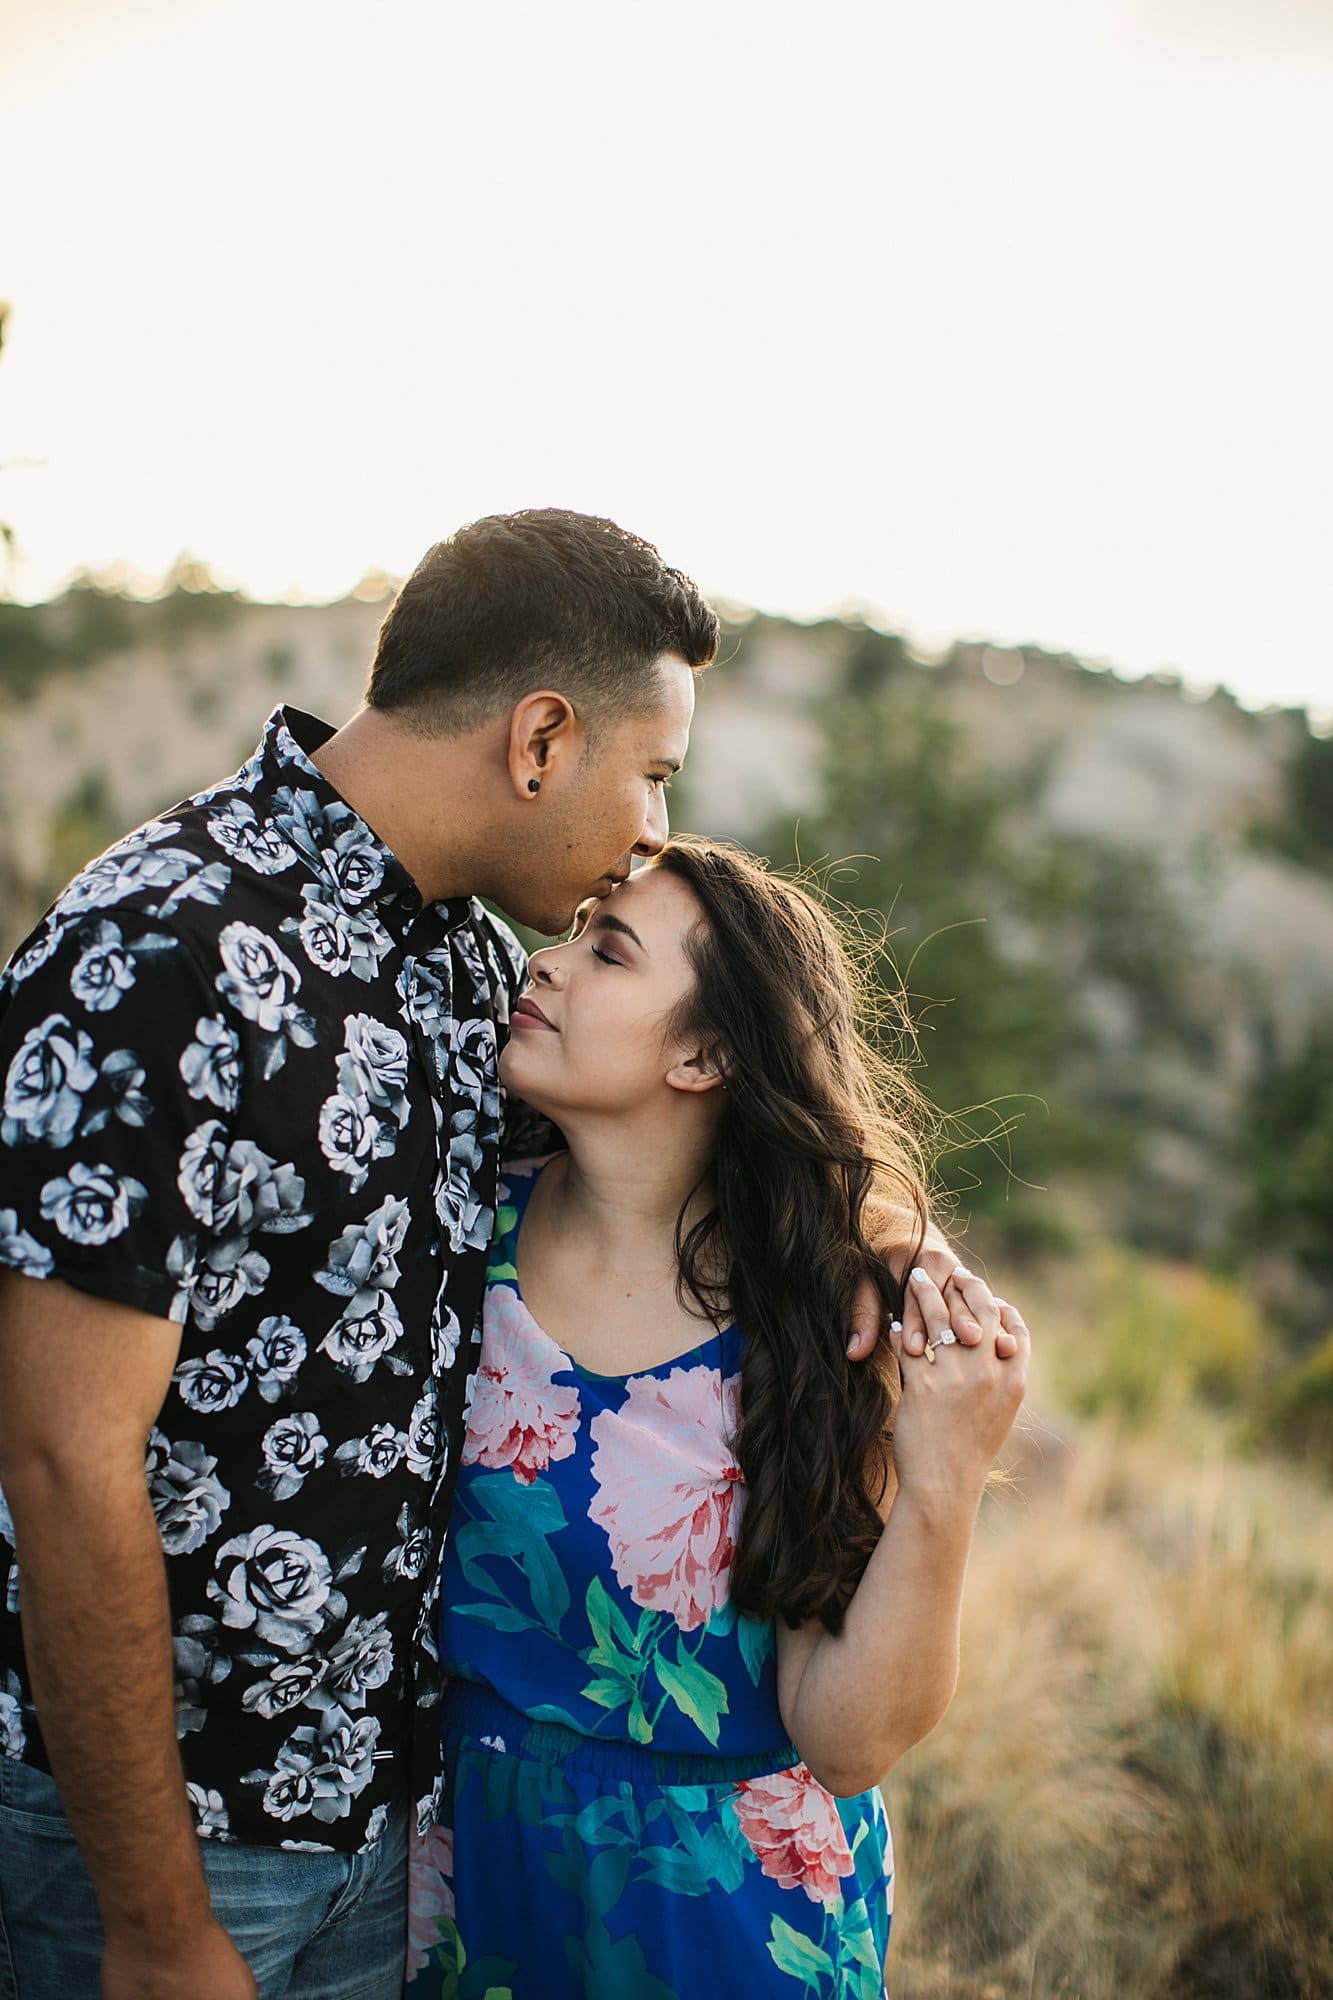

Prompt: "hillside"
[3,583,1331,1282]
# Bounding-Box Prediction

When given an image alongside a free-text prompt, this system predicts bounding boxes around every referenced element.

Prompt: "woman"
[407,838,1028,1997]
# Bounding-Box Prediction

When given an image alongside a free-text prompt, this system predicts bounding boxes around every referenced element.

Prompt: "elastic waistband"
[441,1678,798,1789]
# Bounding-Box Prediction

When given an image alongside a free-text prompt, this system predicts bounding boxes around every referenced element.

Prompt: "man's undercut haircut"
[366,509,720,738]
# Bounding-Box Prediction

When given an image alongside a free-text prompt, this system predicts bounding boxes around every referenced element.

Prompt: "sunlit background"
[3,0,1332,717]
[3,6,1333,1996]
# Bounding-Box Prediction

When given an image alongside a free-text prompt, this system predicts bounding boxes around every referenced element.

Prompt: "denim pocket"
[0,1758,76,1835]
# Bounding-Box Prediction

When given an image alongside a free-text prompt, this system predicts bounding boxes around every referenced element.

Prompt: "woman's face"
[499,865,713,1123]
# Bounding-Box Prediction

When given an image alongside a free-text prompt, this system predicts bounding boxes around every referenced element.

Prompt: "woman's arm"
[778,1276,1030,1796]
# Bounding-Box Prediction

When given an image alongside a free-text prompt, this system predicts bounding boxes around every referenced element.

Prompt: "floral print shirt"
[0,706,528,1852]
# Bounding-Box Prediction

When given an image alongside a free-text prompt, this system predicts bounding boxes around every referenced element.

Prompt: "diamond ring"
[924,1328,960,1363]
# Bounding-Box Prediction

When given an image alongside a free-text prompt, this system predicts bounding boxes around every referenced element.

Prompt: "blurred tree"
[40,771,121,915]
[1246,719,1333,874]
[1241,1023,1333,1288]
[0,599,60,699]
[762,687,1201,1245]
[1285,730,1333,867]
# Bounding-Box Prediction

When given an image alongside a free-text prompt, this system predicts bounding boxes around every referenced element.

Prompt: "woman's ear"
[664,1044,729,1097]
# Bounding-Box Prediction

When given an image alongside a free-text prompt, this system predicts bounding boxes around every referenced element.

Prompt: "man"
[0,510,992,1998]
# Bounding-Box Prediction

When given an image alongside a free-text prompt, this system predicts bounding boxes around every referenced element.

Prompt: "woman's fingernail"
[890,1320,903,1333]
[953,1265,971,1281]
[910,1267,930,1284]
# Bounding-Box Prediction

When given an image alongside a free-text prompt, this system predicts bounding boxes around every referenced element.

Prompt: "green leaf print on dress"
[579,1576,732,1747]
[452,1475,570,1636]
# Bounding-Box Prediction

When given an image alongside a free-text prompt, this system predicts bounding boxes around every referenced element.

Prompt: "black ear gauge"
[528,779,541,794]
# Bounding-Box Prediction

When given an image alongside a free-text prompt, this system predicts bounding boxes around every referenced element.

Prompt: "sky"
[2,0,1331,718]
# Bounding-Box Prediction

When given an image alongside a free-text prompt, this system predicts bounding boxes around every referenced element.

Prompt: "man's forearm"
[6,1459,212,1946]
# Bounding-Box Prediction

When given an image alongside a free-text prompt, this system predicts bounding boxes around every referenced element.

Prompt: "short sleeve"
[0,908,244,1323]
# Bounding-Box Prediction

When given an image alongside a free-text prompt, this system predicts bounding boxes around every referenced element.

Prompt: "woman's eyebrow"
[592,912,646,952]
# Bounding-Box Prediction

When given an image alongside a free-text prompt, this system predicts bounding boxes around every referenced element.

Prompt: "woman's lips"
[513,997,556,1030]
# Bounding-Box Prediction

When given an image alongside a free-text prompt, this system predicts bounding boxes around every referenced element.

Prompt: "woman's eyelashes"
[589,942,621,966]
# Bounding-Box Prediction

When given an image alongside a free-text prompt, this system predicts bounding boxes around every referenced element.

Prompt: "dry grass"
[883,1266,1333,2000]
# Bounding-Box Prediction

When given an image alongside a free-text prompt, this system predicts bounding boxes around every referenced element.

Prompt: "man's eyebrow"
[592,911,647,952]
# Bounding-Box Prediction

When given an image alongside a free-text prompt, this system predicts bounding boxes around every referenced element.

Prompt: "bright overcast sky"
[2,0,1331,716]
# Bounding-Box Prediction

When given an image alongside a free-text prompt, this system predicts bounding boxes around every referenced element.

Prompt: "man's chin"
[528,906,581,942]
[499,877,617,939]
[523,891,607,939]
[485,892,576,941]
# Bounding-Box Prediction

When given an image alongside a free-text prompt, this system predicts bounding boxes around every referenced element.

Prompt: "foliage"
[760,690,1198,1244]
[889,1390,1333,2000]
[1249,1331,1333,1475]
[37,772,123,920]
[1286,730,1333,866]
[1240,1024,1333,1285]
[0,597,61,698]
[1047,1245,1265,1423]
[1253,728,1333,873]
[0,558,245,702]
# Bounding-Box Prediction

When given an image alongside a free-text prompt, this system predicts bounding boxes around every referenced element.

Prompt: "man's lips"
[513,997,556,1030]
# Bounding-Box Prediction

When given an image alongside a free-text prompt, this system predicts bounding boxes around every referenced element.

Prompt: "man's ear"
[506,691,582,800]
[664,1044,729,1097]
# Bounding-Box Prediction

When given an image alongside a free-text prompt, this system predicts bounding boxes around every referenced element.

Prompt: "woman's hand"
[847,1240,1018,1363]
[887,1270,1031,1505]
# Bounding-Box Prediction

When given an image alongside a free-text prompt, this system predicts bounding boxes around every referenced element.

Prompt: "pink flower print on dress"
[461,1288,580,1485]
[406,1822,455,1975]
[588,1366,743,1632]
[732,1763,857,1905]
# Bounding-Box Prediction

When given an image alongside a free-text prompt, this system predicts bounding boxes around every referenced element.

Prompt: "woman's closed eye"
[589,942,622,966]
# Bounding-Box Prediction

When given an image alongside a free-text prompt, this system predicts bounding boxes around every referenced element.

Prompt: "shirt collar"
[251,706,475,942]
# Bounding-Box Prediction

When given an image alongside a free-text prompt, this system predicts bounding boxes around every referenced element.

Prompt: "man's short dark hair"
[366,509,720,736]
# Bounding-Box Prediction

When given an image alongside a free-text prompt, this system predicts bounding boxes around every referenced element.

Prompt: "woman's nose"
[530,946,566,986]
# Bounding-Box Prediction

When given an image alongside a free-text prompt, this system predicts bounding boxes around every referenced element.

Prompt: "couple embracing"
[0,510,1028,2000]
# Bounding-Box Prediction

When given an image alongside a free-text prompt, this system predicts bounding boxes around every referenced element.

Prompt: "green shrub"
[1249,1332,1333,1475]
[1054,1248,1265,1423]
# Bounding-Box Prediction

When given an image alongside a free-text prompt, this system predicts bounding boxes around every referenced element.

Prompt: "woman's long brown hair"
[653,838,933,1635]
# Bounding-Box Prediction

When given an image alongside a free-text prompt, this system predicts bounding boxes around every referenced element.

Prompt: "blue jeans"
[0,1759,407,1999]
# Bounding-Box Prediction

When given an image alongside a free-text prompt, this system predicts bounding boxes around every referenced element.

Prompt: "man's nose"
[634,787,670,858]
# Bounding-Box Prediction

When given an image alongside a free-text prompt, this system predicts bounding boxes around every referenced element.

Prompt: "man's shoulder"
[0,757,286,1005]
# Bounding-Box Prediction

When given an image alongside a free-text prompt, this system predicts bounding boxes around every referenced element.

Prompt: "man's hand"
[847,1237,1018,1363]
[102,1921,258,2000]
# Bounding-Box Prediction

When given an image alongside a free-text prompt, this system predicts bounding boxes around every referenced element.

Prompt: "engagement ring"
[924,1328,959,1363]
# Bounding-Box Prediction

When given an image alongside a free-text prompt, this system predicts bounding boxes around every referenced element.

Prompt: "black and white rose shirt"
[0,706,529,1851]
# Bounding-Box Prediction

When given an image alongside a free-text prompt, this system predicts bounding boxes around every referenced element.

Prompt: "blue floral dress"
[406,1159,893,1998]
